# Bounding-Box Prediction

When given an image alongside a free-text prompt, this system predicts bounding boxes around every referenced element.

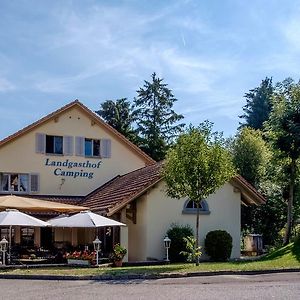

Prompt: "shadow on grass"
[261,238,300,262]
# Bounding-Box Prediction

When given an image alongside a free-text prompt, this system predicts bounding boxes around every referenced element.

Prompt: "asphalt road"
[0,272,299,300]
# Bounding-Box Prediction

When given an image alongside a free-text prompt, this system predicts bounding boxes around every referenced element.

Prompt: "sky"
[1,0,300,140]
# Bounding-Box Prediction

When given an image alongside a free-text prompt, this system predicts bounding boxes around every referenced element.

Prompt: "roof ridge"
[118,161,163,178]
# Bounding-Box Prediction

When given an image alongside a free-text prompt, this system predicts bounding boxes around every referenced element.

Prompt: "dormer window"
[182,199,210,215]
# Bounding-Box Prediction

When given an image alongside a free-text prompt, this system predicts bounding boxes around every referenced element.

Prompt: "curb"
[0,268,299,281]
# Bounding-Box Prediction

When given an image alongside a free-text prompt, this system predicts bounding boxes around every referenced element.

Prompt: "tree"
[133,73,185,161]
[163,122,235,265]
[232,127,274,242]
[232,127,270,188]
[95,98,137,143]
[265,78,300,245]
[240,77,273,130]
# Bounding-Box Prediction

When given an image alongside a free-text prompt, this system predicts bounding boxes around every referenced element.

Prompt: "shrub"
[205,230,233,261]
[166,224,193,262]
[180,236,202,263]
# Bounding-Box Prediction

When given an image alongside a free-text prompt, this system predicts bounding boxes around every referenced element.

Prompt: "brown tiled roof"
[230,176,266,205]
[0,100,155,165]
[28,195,85,206]
[83,163,265,216]
[84,162,163,215]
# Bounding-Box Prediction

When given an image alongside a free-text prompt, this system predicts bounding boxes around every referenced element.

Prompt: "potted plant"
[110,243,127,267]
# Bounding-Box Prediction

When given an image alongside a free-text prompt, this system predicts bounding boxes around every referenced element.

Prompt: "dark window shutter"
[30,174,40,192]
[35,133,45,153]
[75,136,85,156]
[63,136,74,156]
[100,139,111,158]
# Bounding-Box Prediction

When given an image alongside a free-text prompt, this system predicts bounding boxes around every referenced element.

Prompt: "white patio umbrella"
[0,209,50,262]
[48,210,125,228]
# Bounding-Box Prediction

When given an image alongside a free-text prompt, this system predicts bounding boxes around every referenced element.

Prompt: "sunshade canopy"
[0,195,88,213]
[0,209,49,227]
[48,210,126,227]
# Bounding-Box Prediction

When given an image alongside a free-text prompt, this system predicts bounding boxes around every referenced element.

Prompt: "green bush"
[205,230,233,261]
[166,224,193,262]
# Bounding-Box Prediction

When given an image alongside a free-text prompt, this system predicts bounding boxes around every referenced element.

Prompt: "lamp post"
[163,236,171,263]
[0,237,8,266]
[93,237,102,266]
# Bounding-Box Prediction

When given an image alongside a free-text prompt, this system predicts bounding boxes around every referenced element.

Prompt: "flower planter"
[113,260,123,267]
[67,259,90,266]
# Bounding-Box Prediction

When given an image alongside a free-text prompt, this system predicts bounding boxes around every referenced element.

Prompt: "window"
[0,173,39,193]
[46,135,63,154]
[36,134,73,156]
[0,173,29,192]
[75,136,111,158]
[182,199,210,215]
[85,138,100,157]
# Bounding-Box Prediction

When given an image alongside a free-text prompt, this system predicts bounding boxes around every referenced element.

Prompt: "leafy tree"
[133,73,185,161]
[95,98,137,143]
[265,78,300,245]
[240,77,273,130]
[232,127,270,187]
[163,122,235,265]
[232,127,276,243]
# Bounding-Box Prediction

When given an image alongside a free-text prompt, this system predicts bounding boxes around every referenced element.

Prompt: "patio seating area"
[0,200,126,267]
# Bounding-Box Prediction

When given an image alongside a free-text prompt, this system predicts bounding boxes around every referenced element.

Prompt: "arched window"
[182,199,210,215]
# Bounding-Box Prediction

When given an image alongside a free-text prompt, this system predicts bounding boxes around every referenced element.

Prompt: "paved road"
[0,272,299,300]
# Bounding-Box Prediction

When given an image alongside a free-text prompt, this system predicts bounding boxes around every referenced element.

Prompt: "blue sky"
[1,0,300,139]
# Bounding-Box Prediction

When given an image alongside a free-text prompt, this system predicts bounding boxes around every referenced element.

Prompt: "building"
[0,100,265,261]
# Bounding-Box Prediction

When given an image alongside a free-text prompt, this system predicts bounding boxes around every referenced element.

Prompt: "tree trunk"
[283,159,296,246]
[195,201,200,266]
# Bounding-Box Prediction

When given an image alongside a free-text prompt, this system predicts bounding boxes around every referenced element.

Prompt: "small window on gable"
[182,199,210,215]
[46,135,63,154]
[85,138,100,157]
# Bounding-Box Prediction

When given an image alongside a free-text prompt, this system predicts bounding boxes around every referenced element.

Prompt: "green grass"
[1,239,299,277]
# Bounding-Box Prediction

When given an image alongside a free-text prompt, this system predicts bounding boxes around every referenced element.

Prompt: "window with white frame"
[0,173,39,193]
[182,199,210,214]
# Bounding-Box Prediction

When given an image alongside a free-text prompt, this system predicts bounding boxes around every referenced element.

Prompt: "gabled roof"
[83,162,265,216]
[0,100,155,166]
[84,162,163,216]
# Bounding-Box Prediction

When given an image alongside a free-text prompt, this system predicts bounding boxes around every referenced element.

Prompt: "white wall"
[126,181,241,261]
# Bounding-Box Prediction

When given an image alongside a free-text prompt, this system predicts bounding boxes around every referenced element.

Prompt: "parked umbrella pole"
[8,225,12,263]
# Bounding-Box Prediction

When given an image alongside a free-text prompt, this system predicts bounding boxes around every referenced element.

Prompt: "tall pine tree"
[240,77,273,130]
[133,73,185,161]
[95,98,138,143]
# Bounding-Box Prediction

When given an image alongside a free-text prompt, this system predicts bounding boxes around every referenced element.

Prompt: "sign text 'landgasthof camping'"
[45,158,102,179]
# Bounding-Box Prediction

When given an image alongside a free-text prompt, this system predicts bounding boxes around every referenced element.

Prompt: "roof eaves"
[230,176,266,205]
[107,177,163,216]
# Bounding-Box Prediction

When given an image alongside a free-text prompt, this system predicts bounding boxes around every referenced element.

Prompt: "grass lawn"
[0,239,299,277]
